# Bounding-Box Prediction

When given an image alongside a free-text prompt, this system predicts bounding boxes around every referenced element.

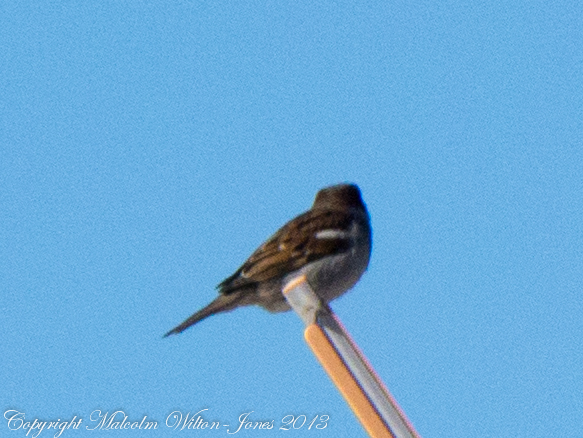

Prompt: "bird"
[164,183,371,337]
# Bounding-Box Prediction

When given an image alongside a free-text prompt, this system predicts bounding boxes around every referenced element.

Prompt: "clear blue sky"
[2,1,582,437]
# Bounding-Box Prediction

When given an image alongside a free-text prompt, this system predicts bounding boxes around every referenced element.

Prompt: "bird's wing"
[218,209,354,293]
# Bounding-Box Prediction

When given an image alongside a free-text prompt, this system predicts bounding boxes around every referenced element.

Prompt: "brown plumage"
[164,183,371,337]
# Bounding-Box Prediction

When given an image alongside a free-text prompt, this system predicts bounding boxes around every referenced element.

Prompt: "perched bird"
[164,183,371,337]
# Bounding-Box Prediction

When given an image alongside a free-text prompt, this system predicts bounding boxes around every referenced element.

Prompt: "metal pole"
[283,275,421,438]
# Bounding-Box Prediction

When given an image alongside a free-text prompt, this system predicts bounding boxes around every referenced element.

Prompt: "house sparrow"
[164,183,371,337]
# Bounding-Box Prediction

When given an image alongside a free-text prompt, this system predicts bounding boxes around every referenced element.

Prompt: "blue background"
[2,1,582,437]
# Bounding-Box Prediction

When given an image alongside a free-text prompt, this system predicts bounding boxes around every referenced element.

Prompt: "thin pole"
[283,275,421,438]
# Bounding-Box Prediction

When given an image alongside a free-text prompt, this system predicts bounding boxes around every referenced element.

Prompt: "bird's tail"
[163,292,250,337]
